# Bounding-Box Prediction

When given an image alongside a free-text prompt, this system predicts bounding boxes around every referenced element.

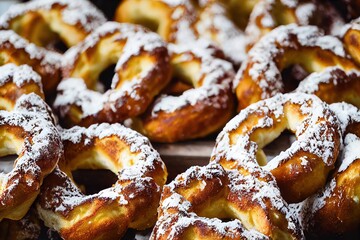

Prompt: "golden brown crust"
[115,0,196,43]
[343,17,360,66]
[54,22,172,128]
[235,24,357,111]
[0,30,62,96]
[136,41,235,143]
[36,123,167,240]
[296,102,360,237]
[211,93,341,203]
[0,93,62,221]
[152,163,303,240]
[295,67,360,108]
[0,0,106,50]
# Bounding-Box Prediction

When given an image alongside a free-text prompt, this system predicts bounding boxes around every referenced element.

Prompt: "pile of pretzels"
[0,0,359,239]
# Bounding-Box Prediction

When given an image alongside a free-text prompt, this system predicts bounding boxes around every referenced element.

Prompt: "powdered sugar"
[330,102,360,134]
[338,134,360,172]
[0,30,61,71]
[0,93,61,207]
[153,162,302,239]
[0,63,42,88]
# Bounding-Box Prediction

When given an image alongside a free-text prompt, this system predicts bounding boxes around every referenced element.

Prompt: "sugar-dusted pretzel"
[136,41,235,143]
[235,24,357,111]
[152,163,303,239]
[0,0,106,50]
[36,123,167,240]
[0,93,62,221]
[211,93,341,203]
[296,102,360,237]
[54,22,172,127]
[244,0,344,50]
[0,30,62,95]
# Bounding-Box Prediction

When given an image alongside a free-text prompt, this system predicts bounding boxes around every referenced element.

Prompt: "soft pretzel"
[152,163,303,239]
[135,41,235,143]
[245,0,344,50]
[36,123,167,240]
[295,67,360,108]
[0,93,62,221]
[54,22,171,127]
[0,64,44,111]
[211,93,341,203]
[235,24,357,111]
[296,102,360,237]
[0,0,106,50]
[0,30,62,95]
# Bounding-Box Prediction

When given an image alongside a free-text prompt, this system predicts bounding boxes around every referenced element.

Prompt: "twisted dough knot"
[211,93,342,203]
[54,22,172,127]
[135,40,235,143]
[235,24,357,111]
[0,0,106,50]
[152,163,303,239]
[36,123,167,240]
[0,93,62,221]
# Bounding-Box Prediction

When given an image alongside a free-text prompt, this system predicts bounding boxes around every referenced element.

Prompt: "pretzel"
[0,30,62,95]
[245,0,344,50]
[235,24,357,111]
[135,41,235,143]
[0,0,106,50]
[0,93,62,221]
[0,64,44,111]
[54,22,171,127]
[36,123,167,240]
[115,0,246,65]
[211,93,341,203]
[296,102,360,237]
[152,163,303,239]
[295,67,360,108]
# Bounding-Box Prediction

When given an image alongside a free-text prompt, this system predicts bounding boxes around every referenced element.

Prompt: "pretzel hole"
[98,64,117,92]
[0,155,17,174]
[134,18,159,33]
[281,64,309,92]
[163,59,200,95]
[262,130,296,164]
[0,130,23,175]
[72,169,118,195]
[19,14,69,53]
